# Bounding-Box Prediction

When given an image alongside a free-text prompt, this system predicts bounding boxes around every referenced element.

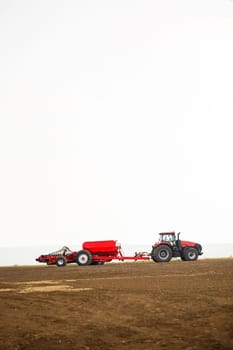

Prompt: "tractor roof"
[159,231,176,235]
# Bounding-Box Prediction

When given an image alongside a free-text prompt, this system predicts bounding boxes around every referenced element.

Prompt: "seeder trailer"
[76,240,150,265]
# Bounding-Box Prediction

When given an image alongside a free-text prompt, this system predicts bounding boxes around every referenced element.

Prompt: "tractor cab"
[159,232,177,244]
[158,231,182,247]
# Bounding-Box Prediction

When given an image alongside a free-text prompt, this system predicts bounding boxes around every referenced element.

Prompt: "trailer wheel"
[183,247,198,261]
[56,256,67,267]
[151,245,172,263]
[76,250,92,266]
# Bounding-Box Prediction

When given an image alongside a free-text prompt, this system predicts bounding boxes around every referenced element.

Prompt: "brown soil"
[0,259,232,350]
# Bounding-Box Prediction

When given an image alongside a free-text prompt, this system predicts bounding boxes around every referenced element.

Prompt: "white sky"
[0,0,233,249]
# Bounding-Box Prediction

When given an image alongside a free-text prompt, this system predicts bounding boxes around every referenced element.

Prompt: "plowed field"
[0,259,232,350]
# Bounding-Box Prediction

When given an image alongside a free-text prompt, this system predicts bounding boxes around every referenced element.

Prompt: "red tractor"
[151,231,203,263]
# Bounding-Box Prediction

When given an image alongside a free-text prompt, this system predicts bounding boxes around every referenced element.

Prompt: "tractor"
[151,231,203,262]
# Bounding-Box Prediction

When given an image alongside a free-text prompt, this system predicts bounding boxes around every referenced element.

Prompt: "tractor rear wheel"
[151,245,172,263]
[56,256,67,267]
[76,250,92,266]
[183,247,198,261]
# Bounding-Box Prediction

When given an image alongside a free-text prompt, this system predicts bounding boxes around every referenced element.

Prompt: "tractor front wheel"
[56,256,67,267]
[76,250,92,266]
[151,245,172,263]
[182,247,198,261]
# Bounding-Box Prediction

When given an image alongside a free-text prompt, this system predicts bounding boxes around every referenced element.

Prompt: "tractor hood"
[180,240,197,247]
[181,240,203,254]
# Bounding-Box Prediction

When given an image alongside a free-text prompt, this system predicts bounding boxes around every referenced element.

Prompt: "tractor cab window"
[159,234,176,243]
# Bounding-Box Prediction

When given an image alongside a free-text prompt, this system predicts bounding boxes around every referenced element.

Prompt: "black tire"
[151,245,172,263]
[76,250,92,266]
[56,256,67,267]
[183,247,198,261]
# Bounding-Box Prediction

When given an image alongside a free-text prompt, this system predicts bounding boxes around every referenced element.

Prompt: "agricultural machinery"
[35,246,78,267]
[151,231,203,262]
[35,232,203,267]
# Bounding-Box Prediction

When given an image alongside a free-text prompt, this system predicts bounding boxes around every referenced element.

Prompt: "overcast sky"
[0,0,233,250]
